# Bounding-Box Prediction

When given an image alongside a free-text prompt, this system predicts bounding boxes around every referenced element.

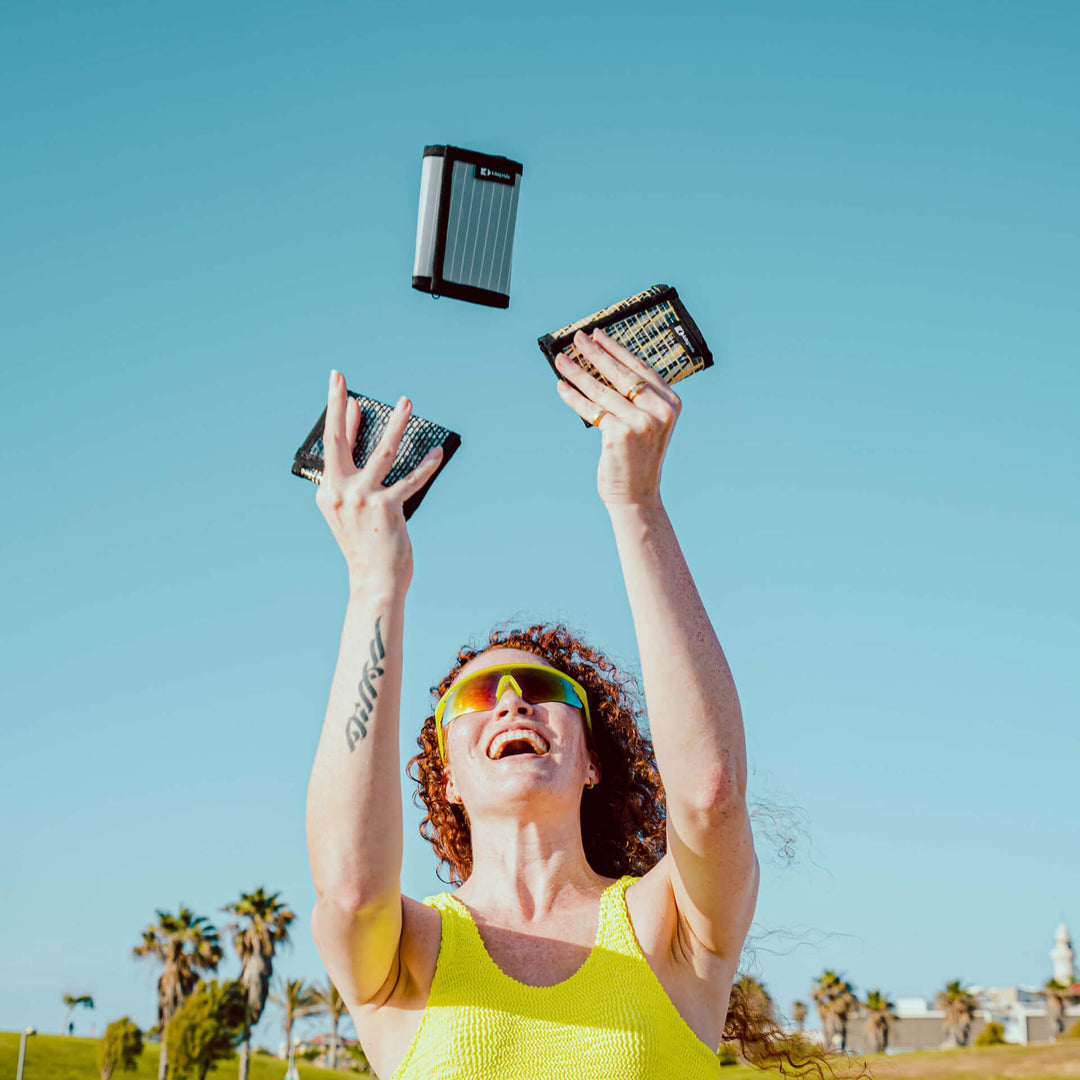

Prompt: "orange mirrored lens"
[446,676,502,717]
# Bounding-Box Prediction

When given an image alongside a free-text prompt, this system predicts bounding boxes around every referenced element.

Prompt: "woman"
[306,328,760,1079]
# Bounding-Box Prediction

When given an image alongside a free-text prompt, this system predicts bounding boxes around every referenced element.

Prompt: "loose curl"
[407,621,853,1078]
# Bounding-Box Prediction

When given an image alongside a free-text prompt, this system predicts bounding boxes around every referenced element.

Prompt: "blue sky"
[2,0,1077,1049]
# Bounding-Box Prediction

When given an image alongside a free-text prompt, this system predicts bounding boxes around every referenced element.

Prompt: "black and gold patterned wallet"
[292,391,461,520]
[537,285,713,402]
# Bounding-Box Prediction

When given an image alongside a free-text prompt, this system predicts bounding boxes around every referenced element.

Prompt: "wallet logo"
[475,163,515,185]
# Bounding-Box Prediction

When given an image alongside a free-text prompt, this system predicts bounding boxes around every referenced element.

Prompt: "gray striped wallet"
[412,145,523,309]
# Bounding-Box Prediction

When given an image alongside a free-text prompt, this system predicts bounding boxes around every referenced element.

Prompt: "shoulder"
[350,895,442,1016]
[624,859,678,955]
[625,857,742,1050]
[393,894,443,1003]
[627,855,743,973]
[347,896,443,1077]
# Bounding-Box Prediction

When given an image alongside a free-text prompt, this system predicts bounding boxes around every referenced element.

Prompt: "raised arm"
[306,370,443,1005]
[554,330,758,960]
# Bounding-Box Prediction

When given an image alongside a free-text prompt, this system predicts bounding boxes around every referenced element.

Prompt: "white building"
[837,922,1080,1053]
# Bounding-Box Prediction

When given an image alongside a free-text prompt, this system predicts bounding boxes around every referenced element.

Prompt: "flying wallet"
[292,391,461,520]
[412,145,524,309]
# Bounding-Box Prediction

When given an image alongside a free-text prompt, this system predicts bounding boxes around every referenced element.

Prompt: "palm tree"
[61,993,94,1035]
[812,970,858,1050]
[222,888,295,1080]
[134,907,223,1080]
[935,980,977,1047]
[270,977,320,1079]
[812,971,840,1045]
[791,1000,807,1032]
[312,978,349,1070]
[1043,979,1069,1042]
[862,989,895,1053]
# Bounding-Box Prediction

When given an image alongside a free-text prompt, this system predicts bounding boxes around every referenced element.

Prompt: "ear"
[586,753,601,789]
[444,767,460,805]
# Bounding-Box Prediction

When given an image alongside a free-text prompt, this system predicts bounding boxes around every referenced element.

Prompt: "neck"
[457,813,605,919]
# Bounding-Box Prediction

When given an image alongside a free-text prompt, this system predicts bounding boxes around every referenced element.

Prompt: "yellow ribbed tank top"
[390,875,723,1080]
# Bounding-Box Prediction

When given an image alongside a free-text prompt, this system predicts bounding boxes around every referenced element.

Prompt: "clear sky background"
[2,0,1077,1052]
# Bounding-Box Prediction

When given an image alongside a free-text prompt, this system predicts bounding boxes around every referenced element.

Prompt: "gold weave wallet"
[537,285,713,393]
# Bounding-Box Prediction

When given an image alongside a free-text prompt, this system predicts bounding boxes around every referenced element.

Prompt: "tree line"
[790,971,1078,1052]
[69,887,363,1080]
[61,897,1080,1076]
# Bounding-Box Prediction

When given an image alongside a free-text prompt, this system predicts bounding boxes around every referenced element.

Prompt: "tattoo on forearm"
[345,616,386,751]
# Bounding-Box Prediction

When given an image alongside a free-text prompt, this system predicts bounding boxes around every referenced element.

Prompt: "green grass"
[4,1031,1078,1080]
[0,1033,353,1080]
[862,1040,1080,1080]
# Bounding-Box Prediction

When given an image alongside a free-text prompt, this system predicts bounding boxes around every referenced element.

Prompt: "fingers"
[363,396,413,486]
[579,329,682,423]
[323,370,355,478]
[344,395,361,458]
[390,444,444,499]
[555,339,636,420]
[555,374,612,427]
[590,327,668,392]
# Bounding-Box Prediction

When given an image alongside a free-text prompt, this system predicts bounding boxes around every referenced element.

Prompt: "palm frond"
[132,907,223,1027]
[311,978,348,1022]
[222,888,296,1030]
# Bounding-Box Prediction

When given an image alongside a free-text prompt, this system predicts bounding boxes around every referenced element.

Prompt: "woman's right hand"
[315,370,443,594]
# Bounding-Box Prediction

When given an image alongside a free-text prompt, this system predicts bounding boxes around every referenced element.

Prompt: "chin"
[474,770,578,807]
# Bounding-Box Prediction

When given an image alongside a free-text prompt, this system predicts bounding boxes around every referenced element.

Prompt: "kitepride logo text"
[475,163,515,185]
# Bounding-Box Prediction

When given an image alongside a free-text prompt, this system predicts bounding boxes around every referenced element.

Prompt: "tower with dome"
[1051,922,1074,987]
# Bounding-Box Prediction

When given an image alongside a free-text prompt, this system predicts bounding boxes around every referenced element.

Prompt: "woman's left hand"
[554,328,682,509]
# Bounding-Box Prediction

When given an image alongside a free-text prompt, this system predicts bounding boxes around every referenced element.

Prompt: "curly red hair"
[406,621,853,1077]
[407,622,665,887]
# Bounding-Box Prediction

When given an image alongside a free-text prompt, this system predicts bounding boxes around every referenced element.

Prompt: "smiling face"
[441,647,599,817]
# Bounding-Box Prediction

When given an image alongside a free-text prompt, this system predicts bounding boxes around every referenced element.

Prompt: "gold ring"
[590,407,609,427]
[625,380,649,403]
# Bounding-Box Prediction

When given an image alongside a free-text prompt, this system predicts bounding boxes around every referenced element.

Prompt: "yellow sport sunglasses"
[434,662,592,760]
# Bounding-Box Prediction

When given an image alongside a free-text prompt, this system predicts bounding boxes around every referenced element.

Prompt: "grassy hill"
[865,1040,1080,1080]
[3,1031,1078,1080]
[0,1032,356,1080]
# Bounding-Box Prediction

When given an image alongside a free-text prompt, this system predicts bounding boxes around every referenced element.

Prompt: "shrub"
[342,1041,375,1075]
[717,1043,739,1066]
[165,979,246,1080]
[1066,1019,1080,1039]
[99,1017,143,1080]
[974,1021,1006,1046]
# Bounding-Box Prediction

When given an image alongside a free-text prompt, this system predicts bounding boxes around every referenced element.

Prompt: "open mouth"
[487,729,550,760]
